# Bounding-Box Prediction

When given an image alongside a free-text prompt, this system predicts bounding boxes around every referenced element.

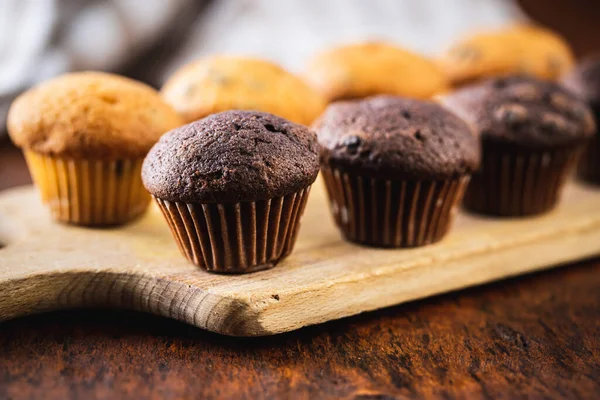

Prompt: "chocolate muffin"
[7,71,182,226]
[316,96,479,247]
[562,56,600,184]
[442,76,595,216]
[142,110,319,273]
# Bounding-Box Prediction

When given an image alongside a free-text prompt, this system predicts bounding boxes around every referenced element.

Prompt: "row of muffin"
[160,23,576,121]
[6,25,600,274]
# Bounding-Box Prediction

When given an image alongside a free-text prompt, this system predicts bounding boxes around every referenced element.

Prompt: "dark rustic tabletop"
[1,137,600,399]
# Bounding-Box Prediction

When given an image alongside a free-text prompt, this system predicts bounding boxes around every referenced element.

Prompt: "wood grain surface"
[2,159,600,337]
[1,260,600,399]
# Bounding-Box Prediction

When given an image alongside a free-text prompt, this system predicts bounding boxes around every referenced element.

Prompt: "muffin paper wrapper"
[321,166,470,247]
[154,186,312,274]
[24,151,150,226]
[463,147,581,216]
[577,136,600,185]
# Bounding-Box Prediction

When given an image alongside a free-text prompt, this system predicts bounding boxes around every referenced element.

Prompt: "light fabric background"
[0,0,524,133]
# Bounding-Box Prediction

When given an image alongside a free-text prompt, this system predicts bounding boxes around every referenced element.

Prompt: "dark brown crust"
[441,76,595,149]
[315,96,480,180]
[142,111,319,203]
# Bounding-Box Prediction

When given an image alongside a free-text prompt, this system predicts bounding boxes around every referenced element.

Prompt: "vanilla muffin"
[8,71,183,226]
[305,42,449,102]
[439,24,574,86]
[161,56,325,126]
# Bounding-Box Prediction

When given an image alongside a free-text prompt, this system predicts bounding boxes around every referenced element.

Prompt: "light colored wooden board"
[1,179,599,336]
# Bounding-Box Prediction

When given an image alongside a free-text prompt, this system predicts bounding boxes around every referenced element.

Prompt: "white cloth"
[163,0,524,79]
[0,0,189,132]
[0,0,524,135]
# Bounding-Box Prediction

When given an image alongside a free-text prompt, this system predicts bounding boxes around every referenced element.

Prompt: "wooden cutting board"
[1,179,599,336]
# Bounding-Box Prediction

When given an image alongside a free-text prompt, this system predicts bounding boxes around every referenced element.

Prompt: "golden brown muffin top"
[8,71,183,160]
[304,42,449,102]
[439,24,574,86]
[161,56,326,126]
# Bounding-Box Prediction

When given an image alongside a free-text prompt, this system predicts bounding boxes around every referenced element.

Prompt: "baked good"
[7,71,182,226]
[305,42,449,102]
[315,95,479,247]
[142,110,319,273]
[161,56,325,126]
[439,24,574,86]
[441,76,595,216]
[562,55,600,184]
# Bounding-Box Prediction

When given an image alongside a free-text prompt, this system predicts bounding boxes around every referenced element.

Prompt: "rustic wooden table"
[1,139,599,399]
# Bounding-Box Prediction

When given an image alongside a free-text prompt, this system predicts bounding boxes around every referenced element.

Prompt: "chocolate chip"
[264,124,282,134]
[414,130,425,142]
[402,110,411,120]
[342,135,362,153]
[494,104,528,126]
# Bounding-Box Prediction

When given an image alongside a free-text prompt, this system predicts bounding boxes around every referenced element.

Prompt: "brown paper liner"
[321,166,470,247]
[154,186,311,273]
[24,151,150,226]
[577,135,600,185]
[463,147,581,216]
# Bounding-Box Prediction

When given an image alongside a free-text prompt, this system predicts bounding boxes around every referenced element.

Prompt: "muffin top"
[562,55,600,105]
[315,96,480,180]
[305,42,449,102]
[161,56,326,126]
[439,25,574,86]
[8,72,182,159]
[142,110,320,203]
[440,76,595,149]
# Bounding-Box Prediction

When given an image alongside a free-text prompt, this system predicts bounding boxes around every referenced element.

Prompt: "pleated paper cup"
[577,135,600,185]
[463,146,581,216]
[321,166,470,247]
[24,151,150,226]
[153,186,312,274]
